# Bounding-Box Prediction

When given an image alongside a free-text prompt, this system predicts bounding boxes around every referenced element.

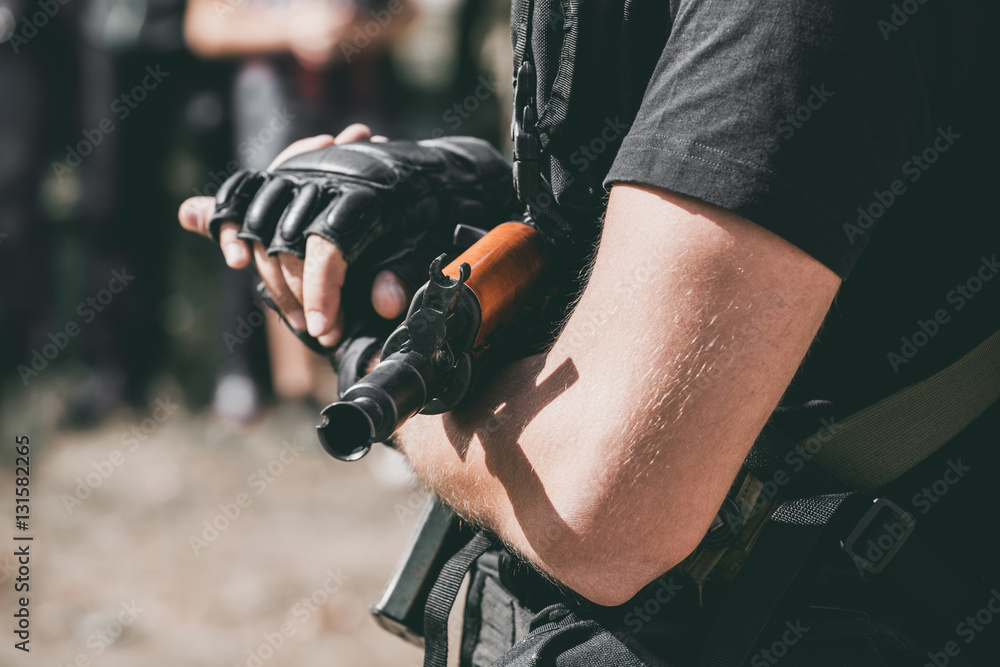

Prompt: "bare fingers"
[302,235,348,346]
[371,270,413,320]
[266,124,372,171]
[254,242,307,330]
[179,196,251,269]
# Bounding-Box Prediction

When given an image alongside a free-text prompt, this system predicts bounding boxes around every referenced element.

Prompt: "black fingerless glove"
[211,137,522,387]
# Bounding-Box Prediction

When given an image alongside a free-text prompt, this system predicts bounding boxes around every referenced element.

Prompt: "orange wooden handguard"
[443,222,547,349]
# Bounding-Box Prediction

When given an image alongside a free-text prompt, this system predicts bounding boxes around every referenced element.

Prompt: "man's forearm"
[394,351,600,589]
[391,184,840,606]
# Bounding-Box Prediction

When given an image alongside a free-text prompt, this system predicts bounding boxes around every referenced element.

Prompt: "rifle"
[316,220,549,461]
[313,219,549,645]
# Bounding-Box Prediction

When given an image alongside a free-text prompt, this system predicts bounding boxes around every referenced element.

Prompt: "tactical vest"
[509,0,672,245]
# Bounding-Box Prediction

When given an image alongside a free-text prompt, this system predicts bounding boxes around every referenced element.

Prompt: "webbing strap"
[699,494,849,667]
[511,0,533,74]
[809,328,1000,491]
[423,531,495,667]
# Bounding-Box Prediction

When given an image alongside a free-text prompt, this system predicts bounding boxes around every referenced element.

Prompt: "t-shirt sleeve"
[604,0,976,279]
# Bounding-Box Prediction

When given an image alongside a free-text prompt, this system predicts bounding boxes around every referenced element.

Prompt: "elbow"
[525,498,706,607]
[555,535,699,607]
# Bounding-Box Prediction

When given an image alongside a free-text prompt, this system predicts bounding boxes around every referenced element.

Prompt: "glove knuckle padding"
[209,170,265,241]
[212,137,521,366]
[240,176,295,245]
[307,186,383,264]
[269,182,324,257]
[278,141,408,185]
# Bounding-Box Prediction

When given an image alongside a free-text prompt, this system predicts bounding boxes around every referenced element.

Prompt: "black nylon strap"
[700,494,851,667]
[424,531,495,667]
[511,0,533,73]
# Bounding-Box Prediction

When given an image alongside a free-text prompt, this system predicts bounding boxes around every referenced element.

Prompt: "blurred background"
[0,0,512,664]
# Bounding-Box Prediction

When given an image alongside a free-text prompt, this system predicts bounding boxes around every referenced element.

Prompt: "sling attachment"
[512,61,540,204]
[423,531,496,667]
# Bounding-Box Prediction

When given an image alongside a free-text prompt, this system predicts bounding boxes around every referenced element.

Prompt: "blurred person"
[47,0,236,425]
[0,0,76,386]
[184,0,412,419]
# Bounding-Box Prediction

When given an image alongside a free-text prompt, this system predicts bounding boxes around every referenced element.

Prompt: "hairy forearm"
[394,351,608,590]
[392,184,840,605]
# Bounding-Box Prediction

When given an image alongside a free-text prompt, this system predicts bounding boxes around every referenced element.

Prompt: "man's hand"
[178,125,412,347]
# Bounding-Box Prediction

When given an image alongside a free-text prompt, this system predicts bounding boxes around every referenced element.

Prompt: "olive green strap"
[810,329,1000,491]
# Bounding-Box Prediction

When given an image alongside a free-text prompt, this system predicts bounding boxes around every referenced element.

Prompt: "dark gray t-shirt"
[517,0,998,425]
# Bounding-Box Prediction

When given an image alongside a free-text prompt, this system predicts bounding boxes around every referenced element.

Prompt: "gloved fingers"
[371,270,413,320]
[306,185,382,264]
[209,170,266,241]
[219,223,252,268]
[302,234,348,345]
[268,182,325,258]
[253,241,306,330]
[238,177,295,246]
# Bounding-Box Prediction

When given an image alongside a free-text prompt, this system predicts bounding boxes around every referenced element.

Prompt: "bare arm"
[393,183,841,606]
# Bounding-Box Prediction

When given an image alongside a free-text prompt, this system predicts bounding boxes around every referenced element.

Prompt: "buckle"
[512,62,540,204]
[840,497,916,575]
[702,498,744,549]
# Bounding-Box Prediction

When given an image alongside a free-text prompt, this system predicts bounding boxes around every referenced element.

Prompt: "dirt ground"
[0,394,467,667]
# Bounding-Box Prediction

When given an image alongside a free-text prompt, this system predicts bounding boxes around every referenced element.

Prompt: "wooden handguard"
[443,222,548,350]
